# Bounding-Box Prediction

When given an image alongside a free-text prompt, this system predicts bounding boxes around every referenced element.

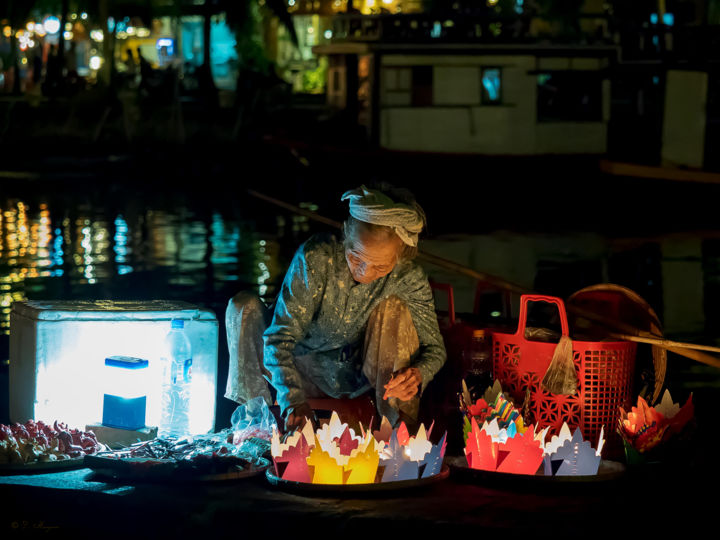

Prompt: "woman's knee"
[371,295,411,321]
[365,295,418,354]
[226,291,266,324]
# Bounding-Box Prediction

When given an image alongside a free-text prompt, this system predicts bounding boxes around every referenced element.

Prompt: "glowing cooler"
[9,300,218,434]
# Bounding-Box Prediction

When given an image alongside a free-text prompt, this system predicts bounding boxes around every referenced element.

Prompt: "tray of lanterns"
[448,380,627,485]
[266,412,449,494]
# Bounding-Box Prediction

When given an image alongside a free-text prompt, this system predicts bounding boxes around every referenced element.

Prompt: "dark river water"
[1,146,719,428]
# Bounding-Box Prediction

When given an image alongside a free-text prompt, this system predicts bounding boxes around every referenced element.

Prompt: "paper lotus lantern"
[460,380,526,444]
[270,411,446,485]
[460,380,521,426]
[271,421,315,482]
[542,423,605,476]
[460,383,607,477]
[618,390,694,456]
[464,417,547,475]
[460,379,504,417]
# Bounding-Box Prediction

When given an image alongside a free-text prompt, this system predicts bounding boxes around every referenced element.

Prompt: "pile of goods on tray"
[87,430,271,479]
[270,411,446,485]
[85,397,275,480]
[0,420,103,464]
[459,380,605,476]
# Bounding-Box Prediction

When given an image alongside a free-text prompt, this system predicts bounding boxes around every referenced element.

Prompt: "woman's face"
[345,230,403,284]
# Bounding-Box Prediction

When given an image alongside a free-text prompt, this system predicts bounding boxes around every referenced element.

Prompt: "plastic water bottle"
[464,329,493,401]
[159,319,192,438]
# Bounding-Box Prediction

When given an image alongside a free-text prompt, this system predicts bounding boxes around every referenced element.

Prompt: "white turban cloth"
[341,185,425,247]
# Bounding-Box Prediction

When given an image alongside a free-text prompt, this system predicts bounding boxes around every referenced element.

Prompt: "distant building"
[608,2,720,171]
[315,40,616,155]
[310,5,720,169]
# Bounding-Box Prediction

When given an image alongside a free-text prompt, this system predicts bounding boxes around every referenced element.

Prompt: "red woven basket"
[492,295,636,447]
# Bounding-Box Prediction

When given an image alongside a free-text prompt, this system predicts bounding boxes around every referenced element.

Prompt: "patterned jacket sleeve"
[262,240,326,415]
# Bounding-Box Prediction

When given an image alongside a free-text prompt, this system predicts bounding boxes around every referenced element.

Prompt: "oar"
[246,189,720,367]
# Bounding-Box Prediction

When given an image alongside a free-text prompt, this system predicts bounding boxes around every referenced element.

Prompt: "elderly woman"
[225,185,446,430]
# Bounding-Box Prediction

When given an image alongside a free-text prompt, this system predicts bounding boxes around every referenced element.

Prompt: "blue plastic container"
[102,355,149,430]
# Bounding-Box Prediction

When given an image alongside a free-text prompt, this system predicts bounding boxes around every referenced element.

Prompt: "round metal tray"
[447,455,626,485]
[84,454,271,483]
[265,465,450,495]
[0,456,87,475]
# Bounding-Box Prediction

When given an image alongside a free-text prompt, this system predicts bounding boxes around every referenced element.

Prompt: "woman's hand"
[284,402,316,433]
[383,367,422,401]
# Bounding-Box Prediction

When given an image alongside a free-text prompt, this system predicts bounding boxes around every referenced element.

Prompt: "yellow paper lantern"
[307,435,345,484]
[344,437,379,485]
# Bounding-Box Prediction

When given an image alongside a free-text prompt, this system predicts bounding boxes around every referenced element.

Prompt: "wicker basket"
[567,283,667,404]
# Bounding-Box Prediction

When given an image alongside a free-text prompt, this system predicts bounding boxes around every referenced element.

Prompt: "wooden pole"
[608,334,720,355]
[661,347,720,369]
[416,251,528,295]
[247,190,343,229]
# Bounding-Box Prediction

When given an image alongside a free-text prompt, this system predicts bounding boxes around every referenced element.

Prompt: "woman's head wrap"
[341,185,425,247]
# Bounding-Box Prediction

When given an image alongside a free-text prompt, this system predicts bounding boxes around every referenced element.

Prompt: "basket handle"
[516,294,570,339]
[430,281,456,326]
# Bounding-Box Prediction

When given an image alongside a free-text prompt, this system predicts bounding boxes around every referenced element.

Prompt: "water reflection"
[1,201,34,332]
[114,215,131,275]
[76,217,112,284]
[0,198,283,337]
[1,194,715,341]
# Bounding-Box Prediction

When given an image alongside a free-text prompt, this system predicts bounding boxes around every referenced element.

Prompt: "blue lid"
[104,356,149,369]
[171,319,184,329]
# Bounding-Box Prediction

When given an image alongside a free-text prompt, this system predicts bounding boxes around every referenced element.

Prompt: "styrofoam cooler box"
[9,300,218,434]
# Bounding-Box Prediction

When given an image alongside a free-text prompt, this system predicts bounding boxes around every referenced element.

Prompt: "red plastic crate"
[492,295,636,447]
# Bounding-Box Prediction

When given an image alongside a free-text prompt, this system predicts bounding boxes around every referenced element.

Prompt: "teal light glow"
[431,21,442,38]
[52,228,64,272]
[180,18,237,69]
[113,214,132,275]
[482,68,501,102]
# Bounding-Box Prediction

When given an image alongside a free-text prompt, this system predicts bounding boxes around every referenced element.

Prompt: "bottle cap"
[171,319,184,329]
[104,356,149,369]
